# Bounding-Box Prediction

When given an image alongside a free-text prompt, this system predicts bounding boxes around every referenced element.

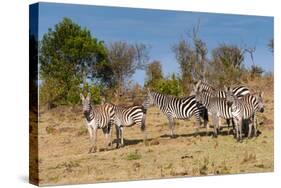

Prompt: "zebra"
[192,80,251,133]
[143,89,208,138]
[225,88,264,141]
[194,80,250,98]
[114,105,147,148]
[80,93,115,153]
[193,90,233,137]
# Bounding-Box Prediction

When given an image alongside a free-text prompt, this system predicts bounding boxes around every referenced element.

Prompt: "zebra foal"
[114,105,147,148]
[225,88,264,141]
[143,89,207,138]
[80,93,115,153]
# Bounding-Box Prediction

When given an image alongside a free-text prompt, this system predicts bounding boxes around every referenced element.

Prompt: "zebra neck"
[231,100,240,113]
[84,106,94,122]
[152,93,167,110]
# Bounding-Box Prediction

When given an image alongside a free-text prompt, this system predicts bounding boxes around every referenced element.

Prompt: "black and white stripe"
[194,80,250,98]
[80,93,115,153]
[143,90,207,137]
[114,105,147,148]
[194,91,233,137]
[225,88,264,141]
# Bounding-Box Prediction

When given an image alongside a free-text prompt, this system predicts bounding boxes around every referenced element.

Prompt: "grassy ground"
[36,79,274,186]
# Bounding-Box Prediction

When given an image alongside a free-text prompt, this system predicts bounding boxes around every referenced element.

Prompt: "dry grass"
[36,78,274,186]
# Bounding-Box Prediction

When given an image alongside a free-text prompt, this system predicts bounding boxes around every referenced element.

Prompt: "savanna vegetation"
[30,18,274,185]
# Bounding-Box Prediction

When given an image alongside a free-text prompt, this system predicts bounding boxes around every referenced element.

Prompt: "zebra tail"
[141,108,146,132]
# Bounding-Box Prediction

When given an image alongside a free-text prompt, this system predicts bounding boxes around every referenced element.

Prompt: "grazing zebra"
[80,93,115,153]
[225,88,264,141]
[143,90,208,138]
[194,90,233,137]
[194,80,250,98]
[114,105,147,148]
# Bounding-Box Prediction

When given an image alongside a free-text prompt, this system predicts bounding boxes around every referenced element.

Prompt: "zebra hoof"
[170,135,176,139]
[236,138,242,143]
[212,134,217,138]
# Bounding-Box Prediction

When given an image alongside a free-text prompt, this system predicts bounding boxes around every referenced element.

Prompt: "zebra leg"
[218,117,221,134]
[120,127,124,147]
[203,113,209,136]
[87,127,93,141]
[233,118,240,141]
[231,118,235,136]
[248,119,253,139]
[167,116,176,138]
[238,119,243,142]
[194,112,202,136]
[87,127,93,153]
[108,125,113,148]
[254,114,258,137]
[211,115,218,138]
[141,115,147,145]
[115,124,120,149]
[226,119,231,135]
[89,127,98,153]
[206,121,210,136]
[102,127,111,150]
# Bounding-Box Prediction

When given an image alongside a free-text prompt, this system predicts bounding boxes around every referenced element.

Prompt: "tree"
[191,21,208,80]
[212,44,244,69]
[172,39,196,94]
[208,44,245,86]
[172,22,208,94]
[39,18,110,106]
[106,41,149,95]
[145,60,163,88]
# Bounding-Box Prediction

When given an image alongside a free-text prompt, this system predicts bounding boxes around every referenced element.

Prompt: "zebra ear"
[80,93,84,100]
[260,91,264,98]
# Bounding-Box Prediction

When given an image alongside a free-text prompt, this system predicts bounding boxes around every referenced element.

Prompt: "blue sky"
[35,2,274,86]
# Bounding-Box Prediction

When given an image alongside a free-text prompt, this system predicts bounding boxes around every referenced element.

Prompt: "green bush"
[82,83,102,105]
[150,74,182,96]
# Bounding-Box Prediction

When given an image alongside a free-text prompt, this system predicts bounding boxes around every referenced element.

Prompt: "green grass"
[126,150,142,160]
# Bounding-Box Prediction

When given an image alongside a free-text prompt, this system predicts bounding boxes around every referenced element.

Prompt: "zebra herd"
[80,80,265,153]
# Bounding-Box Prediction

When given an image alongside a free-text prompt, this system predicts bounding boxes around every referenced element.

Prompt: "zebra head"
[80,93,92,114]
[225,86,236,106]
[142,89,155,108]
[253,91,265,113]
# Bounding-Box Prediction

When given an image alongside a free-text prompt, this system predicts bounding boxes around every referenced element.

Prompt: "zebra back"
[194,80,250,98]
[144,90,203,119]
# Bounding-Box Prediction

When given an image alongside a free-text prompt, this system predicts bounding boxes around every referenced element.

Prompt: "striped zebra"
[114,105,147,148]
[192,80,251,132]
[225,88,264,141]
[194,80,250,98]
[80,93,115,153]
[143,90,208,138]
[194,90,233,137]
